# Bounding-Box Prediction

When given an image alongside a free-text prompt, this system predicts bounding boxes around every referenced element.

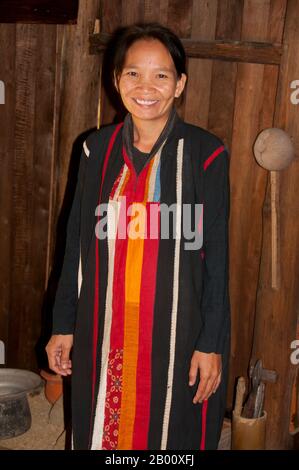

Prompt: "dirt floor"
[0,385,231,450]
[0,387,66,450]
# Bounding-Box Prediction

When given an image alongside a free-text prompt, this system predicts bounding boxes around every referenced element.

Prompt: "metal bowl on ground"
[0,368,43,439]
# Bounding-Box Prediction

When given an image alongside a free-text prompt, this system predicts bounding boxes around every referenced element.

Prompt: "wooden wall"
[0,0,298,449]
[0,0,102,369]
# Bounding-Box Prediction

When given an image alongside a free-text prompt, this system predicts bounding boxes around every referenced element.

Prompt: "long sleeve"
[195,143,230,354]
[52,143,89,334]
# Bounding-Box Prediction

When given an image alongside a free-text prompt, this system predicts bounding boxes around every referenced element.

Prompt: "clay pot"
[40,370,63,404]
[0,369,42,439]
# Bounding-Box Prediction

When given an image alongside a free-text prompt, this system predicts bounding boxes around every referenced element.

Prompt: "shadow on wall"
[35,25,133,371]
[34,27,134,447]
[35,128,96,371]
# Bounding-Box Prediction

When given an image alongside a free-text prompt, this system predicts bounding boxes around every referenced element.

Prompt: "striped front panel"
[91,140,184,449]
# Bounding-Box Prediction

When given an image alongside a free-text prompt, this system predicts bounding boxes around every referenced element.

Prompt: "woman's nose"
[137,75,154,90]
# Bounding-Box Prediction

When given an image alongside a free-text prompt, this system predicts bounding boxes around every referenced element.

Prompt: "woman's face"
[117,39,187,126]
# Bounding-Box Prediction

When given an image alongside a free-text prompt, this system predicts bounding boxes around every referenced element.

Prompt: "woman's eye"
[127,71,138,77]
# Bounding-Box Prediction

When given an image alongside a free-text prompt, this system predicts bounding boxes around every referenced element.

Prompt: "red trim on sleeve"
[203,145,225,171]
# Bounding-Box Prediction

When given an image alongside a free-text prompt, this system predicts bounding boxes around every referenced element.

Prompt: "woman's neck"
[132,116,169,153]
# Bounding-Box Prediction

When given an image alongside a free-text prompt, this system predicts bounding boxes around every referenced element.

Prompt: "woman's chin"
[129,107,170,123]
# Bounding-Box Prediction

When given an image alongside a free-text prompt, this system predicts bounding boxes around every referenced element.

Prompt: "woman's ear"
[175,73,187,98]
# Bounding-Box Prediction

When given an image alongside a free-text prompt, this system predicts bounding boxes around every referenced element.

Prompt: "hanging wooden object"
[253,128,295,290]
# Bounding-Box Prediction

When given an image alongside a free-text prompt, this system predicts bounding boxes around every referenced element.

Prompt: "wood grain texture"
[50,0,101,237]
[0,0,102,371]
[0,24,16,360]
[99,0,122,126]
[184,0,217,127]
[208,0,243,151]
[166,0,193,118]
[228,0,287,415]
[7,24,57,369]
[8,24,38,368]
[143,0,163,22]
[166,0,192,38]
[100,0,122,32]
[90,32,283,64]
[121,0,144,25]
[252,0,298,449]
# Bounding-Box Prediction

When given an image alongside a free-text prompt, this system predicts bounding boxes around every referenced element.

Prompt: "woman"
[46,23,230,450]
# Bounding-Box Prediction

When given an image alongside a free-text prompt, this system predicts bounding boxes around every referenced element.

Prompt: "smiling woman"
[115,39,186,153]
[46,22,230,450]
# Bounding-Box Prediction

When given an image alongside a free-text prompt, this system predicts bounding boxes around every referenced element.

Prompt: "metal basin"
[0,369,43,439]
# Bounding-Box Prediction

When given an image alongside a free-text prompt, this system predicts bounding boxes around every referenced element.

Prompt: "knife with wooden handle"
[253,382,265,418]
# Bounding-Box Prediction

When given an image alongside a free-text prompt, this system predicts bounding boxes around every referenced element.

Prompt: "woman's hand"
[46,334,73,376]
[189,351,222,403]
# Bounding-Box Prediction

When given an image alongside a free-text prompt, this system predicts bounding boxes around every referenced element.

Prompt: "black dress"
[52,116,230,450]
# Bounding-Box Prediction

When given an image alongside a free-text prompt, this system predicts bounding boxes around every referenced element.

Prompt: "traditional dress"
[52,112,230,450]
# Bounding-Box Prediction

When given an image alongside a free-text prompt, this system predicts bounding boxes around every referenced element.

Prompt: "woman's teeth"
[135,98,158,106]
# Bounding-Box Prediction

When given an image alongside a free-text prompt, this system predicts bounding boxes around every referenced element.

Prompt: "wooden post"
[252,0,299,449]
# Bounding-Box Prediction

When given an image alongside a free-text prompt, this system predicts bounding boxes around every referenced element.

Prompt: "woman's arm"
[46,140,89,375]
[189,141,230,402]
[51,142,89,334]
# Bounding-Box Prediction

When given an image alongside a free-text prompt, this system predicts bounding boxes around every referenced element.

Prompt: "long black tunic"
[52,117,230,450]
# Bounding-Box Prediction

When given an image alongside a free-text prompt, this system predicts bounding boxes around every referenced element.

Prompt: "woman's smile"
[133,98,159,107]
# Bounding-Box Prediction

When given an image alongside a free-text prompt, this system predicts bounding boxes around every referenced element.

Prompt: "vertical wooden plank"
[0,24,16,362]
[143,0,170,24]
[121,0,144,25]
[227,0,287,410]
[100,0,123,126]
[143,0,162,22]
[8,24,37,368]
[100,0,122,32]
[164,0,193,118]
[165,0,192,37]
[208,0,244,148]
[49,0,102,254]
[159,0,169,24]
[184,0,218,127]
[268,0,287,42]
[241,0,271,40]
[30,24,57,369]
[252,0,298,449]
[45,27,63,288]
[8,24,57,369]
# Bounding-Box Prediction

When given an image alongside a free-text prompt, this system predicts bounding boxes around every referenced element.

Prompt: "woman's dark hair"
[112,23,187,84]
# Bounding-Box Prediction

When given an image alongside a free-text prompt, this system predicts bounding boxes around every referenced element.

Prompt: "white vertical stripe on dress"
[83,140,90,158]
[77,141,89,297]
[91,199,121,449]
[161,138,184,449]
[77,247,82,297]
